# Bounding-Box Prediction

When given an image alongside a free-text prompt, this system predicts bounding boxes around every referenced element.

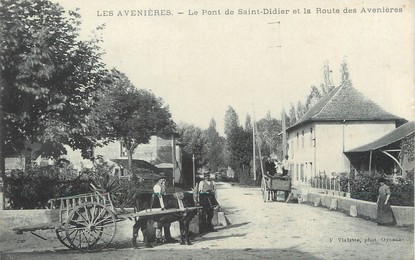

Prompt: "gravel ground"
[0,182,413,260]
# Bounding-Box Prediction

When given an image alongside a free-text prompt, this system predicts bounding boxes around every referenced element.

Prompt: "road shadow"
[216,221,250,231]
[195,233,247,242]
[1,247,324,260]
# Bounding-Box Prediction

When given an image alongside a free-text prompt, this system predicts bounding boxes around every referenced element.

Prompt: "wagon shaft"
[13,222,61,234]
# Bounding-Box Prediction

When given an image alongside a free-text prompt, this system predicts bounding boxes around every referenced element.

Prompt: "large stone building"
[287,76,406,187]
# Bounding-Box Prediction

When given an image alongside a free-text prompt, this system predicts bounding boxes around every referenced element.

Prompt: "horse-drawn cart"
[261,175,292,203]
[12,189,201,252]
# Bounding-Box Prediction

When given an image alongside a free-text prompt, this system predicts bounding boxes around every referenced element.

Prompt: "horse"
[132,190,198,248]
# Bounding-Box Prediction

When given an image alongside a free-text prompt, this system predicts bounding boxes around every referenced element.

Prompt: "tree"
[227,126,252,171]
[287,103,297,127]
[305,85,322,111]
[244,114,252,131]
[224,106,239,138]
[256,111,282,158]
[92,70,176,171]
[296,101,307,121]
[177,123,206,186]
[0,0,108,159]
[321,63,335,95]
[203,118,226,173]
[0,0,109,209]
[340,60,351,84]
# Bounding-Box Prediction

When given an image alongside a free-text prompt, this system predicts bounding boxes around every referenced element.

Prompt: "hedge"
[5,166,92,209]
[348,174,414,207]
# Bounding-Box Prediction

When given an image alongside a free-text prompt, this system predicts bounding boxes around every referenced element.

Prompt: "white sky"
[56,0,414,135]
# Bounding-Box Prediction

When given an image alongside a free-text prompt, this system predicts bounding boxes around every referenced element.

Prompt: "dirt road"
[1,182,413,259]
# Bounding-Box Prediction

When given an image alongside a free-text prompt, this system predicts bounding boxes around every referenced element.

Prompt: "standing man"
[282,155,290,176]
[264,156,276,177]
[153,174,177,244]
[153,175,167,209]
[198,166,218,233]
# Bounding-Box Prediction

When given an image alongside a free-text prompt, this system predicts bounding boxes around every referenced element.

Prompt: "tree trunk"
[127,149,133,174]
[0,70,5,209]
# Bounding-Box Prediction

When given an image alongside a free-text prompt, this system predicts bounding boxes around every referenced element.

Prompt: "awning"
[345,121,414,153]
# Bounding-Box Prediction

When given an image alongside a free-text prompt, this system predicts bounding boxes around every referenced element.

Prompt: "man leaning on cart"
[153,173,178,244]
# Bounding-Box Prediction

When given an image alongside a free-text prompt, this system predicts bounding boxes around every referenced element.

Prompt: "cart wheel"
[65,202,116,251]
[261,178,267,202]
[56,228,77,250]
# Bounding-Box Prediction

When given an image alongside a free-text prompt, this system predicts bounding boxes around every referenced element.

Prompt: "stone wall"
[300,191,414,226]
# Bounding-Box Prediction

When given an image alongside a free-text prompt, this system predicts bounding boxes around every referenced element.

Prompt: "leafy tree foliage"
[287,103,297,127]
[401,133,414,162]
[203,119,226,172]
[224,106,239,138]
[92,69,176,171]
[176,123,206,187]
[223,107,252,172]
[256,111,282,158]
[177,123,206,167]
[287,63,337,126]
[227,126,252,171]
[244,114,252,131]
[0,0,108,159]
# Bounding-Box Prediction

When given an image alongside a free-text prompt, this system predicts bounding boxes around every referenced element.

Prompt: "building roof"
[110,159,159,173]
[345,121,415,153]
[287,79,405,131]
[155,162,173,168]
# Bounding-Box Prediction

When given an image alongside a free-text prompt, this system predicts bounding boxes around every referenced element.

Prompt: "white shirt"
[153,181,166,194]
[282,159,289,169]
[199,180,215,192]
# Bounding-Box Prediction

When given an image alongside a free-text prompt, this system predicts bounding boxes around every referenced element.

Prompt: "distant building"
[94,136,172,162]
[287,77,406,187]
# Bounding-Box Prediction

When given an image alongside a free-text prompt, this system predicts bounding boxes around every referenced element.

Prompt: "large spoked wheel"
[65,202,117,252]
[261,177,267,202]
[56,228,77,249]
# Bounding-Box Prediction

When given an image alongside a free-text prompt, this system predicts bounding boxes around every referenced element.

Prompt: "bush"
[349,175,379,202]
[5,166,91,209]
[237,166,258,187]
[348,173,414,206]
[389,178,414,206]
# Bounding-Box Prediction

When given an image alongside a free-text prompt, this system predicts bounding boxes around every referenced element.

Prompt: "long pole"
[0,69,4,209]
[281,108,287,158]
[252,104,256,181]
[192,154,195,188]
[171,135,176,187]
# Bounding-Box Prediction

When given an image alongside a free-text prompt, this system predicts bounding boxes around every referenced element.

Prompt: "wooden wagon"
[261,175,292,203]
[12,189,201,252]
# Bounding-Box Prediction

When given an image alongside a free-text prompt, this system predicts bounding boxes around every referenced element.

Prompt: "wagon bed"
[12,190,201,252]
[261,175,292,203]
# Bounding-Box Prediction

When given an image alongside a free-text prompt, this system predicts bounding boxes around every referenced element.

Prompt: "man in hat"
[153,174,167,209]
[153,173,177,244]
[198,166,218,232]
[264,156,276,177]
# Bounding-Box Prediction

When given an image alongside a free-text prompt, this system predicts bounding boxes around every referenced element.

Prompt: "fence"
[310,172,346,192]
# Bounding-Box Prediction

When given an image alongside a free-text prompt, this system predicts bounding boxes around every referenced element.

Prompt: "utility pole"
[0,69,5,209]
[252,103,256,181]
[282,108,287,158]
[192,154,195,188]
[171,135,176,187]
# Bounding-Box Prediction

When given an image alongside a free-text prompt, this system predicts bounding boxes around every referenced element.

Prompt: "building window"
[301,131,304,148]
[296,164,299,181]
[300,163,304,181]
[310,128,313,147]
[296,132,299,150]
[291,140,294,159]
